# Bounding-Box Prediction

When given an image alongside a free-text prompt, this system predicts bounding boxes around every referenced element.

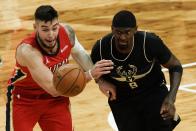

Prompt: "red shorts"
[12,94,72,131]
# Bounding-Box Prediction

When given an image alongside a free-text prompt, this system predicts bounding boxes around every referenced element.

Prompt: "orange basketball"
[53,64,86,97]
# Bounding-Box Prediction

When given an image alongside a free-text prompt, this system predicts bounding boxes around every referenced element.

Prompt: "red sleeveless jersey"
[9,25,72,95]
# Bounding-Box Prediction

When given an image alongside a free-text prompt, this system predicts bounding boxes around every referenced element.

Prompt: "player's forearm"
[41,82,60,97]
[168,66,183,102]
[72,51,94,71]
[33,75,60,97]
[29,66,60,97]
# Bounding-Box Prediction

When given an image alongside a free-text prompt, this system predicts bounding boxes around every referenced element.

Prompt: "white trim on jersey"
[143,31,153,63]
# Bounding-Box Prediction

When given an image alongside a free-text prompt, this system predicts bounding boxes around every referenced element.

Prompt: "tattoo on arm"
[64,25,75,46]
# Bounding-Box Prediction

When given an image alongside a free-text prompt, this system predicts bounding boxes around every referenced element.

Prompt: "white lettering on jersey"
[49,58,68,73]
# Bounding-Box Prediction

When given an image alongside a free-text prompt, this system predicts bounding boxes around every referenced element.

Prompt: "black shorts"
[108,85,173,131]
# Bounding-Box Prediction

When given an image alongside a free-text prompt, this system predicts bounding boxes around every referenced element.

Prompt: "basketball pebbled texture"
[53,64,86,97]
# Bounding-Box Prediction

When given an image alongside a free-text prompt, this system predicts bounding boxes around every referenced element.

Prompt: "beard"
[37,33,57,49]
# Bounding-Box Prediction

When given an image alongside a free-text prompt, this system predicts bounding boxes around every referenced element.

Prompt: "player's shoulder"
[61,23,75,45]
[61,23,75,35]
[16,43,41,66]
[144,30,161,40]
[136,29,157,37]
[17,43,40,58]
[18,43,33,53]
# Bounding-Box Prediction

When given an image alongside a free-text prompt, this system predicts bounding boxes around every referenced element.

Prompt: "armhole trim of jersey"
[143,31,153,63]
[99,39,103,60]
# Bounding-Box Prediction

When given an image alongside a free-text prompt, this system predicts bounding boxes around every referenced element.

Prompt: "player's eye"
[42,29,49,32]
[117,31,122,35]
[126,31,131,35]
[52,27,58,31]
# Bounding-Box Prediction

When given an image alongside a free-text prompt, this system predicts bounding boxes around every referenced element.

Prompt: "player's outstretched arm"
[64,24,113,82]
[16,44,60,97]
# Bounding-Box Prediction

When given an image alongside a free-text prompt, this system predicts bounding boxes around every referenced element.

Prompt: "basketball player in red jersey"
[6,5,113,131]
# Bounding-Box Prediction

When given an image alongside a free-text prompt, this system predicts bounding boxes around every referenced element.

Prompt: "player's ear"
[33,23,36,30]
[111,26,115,33]
[33,21,39,31]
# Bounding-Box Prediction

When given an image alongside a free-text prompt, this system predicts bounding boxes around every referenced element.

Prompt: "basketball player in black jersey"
[91,10,182,131]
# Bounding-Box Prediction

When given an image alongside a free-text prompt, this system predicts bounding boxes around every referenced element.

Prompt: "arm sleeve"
[71,35,94,71]
[145,33,172,64]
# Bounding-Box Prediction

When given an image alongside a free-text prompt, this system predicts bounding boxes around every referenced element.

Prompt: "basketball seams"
[54,65,86,97]
[55,68,78,90]
[64,69,81,95]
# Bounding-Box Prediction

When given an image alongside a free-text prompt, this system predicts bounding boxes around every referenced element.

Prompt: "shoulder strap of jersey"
[143,31,153,62]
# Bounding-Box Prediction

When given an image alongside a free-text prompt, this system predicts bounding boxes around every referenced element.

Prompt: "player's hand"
[90,59,113,79]
[97,79,116,101]
[160,95,176,120]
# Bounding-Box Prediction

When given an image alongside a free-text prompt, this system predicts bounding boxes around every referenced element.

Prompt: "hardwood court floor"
[0,0,195,131]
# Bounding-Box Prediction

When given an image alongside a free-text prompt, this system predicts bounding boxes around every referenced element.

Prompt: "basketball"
[53,64,86,97]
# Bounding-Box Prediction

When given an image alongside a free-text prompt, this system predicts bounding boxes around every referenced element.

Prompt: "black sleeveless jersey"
[91,31,172,95]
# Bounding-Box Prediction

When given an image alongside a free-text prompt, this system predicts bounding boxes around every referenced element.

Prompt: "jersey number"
[129,82,138,89]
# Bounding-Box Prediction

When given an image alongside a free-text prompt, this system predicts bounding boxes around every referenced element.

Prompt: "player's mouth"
[118,41,128,46]
[45,39,56,46]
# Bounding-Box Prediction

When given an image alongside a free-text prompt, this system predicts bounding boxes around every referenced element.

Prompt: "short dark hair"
[34,5,58,22]
[112,10,136,28]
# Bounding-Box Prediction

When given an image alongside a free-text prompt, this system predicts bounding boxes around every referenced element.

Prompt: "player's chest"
[43,54,69,73]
